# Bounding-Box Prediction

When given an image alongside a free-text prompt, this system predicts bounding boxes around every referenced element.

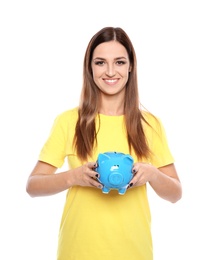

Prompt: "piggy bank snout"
[108,172,123,185]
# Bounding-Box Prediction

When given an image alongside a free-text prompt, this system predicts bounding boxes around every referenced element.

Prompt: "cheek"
[91,68,97,81]
[119,65,130,75]
[92,71,100,87]
[92,72,98,85]
[122,69,130,79]
[92,68,103,81]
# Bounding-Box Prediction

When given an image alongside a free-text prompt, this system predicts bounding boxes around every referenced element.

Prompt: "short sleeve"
[38,113,69,168]
[144,113,174,168]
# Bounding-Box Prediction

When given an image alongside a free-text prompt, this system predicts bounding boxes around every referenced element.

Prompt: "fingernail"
[95,174,99,178]
[127,183,132,189]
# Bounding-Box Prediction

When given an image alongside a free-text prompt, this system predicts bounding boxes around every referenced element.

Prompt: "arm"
[128,163,182,203]
[26,161,102,197]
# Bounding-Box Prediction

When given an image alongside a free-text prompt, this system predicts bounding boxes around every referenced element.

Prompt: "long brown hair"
[74,27,151,161]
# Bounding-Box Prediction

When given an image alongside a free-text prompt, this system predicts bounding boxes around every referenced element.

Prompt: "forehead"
[92,41,129,59]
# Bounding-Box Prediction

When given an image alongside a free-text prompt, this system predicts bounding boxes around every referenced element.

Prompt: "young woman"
[26,27,182,260]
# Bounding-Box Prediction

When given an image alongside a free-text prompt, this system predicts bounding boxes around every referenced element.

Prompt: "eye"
[116,60,126,65]
[94,61,105,66]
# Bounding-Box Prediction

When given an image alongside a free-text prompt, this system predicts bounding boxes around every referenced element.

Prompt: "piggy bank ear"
[122,155,134,165]
[97,153,110,165]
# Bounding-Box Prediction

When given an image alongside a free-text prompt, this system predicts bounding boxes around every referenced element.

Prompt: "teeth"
[105,80,116,83]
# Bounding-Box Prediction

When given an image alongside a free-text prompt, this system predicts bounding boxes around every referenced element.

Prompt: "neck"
[99,101,124,116]
[99,93,125,116]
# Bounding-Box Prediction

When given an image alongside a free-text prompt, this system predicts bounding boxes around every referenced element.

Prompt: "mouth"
[103,79,119,85]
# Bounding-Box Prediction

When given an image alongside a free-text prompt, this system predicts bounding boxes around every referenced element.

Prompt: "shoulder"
[55,107,79,122]
[141,110,167,139]
[142,110,169,145]
[142,110,161,127]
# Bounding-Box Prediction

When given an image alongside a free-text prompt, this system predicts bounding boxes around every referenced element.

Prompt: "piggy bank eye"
[111,165,119,171]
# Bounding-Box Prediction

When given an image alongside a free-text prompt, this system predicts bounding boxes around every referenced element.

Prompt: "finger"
[90,178,103,189]
[85,169,99,181]
[132,168,138,174]
[128,170,140,187]
[127,182,133,189]
[90,168,100,179]
[87,162,98,169]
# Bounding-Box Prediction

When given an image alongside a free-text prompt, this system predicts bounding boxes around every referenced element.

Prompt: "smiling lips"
[103,79,119,85]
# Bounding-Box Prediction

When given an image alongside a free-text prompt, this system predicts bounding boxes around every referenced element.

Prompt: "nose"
[106,64,116,77]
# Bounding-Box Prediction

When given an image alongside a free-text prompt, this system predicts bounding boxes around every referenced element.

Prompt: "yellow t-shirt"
[39,107,174,260]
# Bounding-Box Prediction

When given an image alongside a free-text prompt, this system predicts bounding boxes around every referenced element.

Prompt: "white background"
[1,0,210,259]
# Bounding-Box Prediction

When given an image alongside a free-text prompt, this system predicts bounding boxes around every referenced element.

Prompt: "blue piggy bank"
[95,151,134,195]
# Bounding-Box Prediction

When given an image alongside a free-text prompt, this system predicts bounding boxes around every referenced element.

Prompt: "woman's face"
[91,40,131,96]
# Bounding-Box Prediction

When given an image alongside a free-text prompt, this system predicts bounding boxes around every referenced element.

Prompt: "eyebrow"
[93,56,127,61]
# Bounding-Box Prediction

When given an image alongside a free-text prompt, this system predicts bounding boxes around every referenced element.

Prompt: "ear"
[129,66,132,72]
[97,153,110,165]
[122,155,134,165]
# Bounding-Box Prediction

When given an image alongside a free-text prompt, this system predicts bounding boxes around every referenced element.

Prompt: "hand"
[127,162,156,189]
[71,162,103,189]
